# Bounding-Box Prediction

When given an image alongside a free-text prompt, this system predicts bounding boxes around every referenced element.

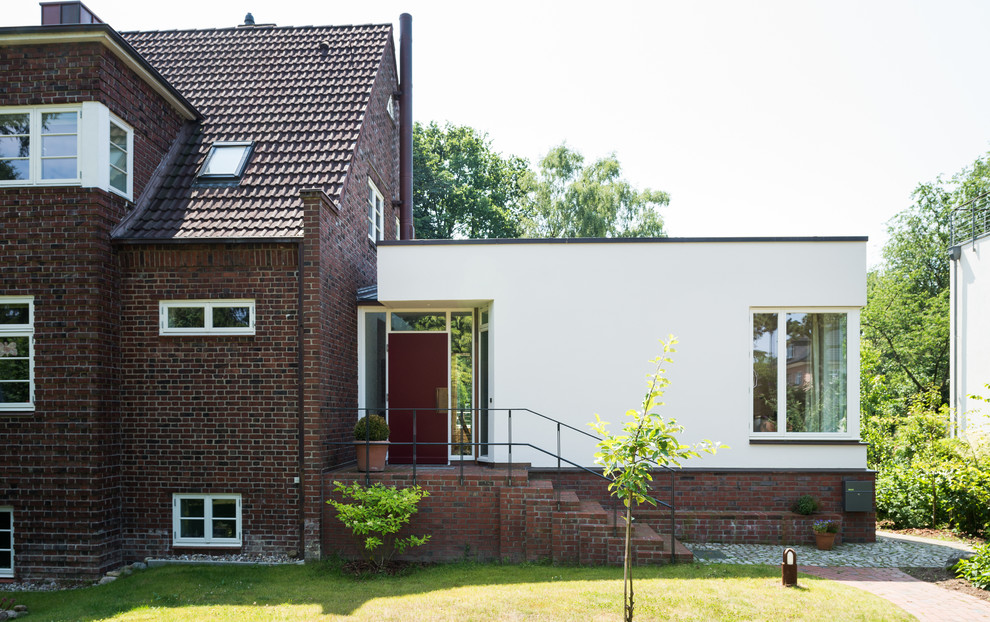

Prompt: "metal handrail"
[326,406,680,562]
[950,191,990,246]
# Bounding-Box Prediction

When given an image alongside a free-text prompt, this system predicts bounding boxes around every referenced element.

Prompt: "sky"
[7,0,990,267]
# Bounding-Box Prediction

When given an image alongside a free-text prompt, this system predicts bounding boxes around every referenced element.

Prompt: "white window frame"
[172,494,242,548]
[107,114,133,199]
[0,507,12,578]
[198,141,253,179]
[0,103,135,199]
[0,106,81,187]
[368,179,385,243]
[0,296,34,412]
[750,307,859,439]
[159,300,256,336]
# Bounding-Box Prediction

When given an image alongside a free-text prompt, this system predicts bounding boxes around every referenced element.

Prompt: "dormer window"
[199,142,253,179]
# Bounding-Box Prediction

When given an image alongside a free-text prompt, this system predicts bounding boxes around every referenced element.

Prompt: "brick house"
[2,2,876,580]
[1,3,405,580]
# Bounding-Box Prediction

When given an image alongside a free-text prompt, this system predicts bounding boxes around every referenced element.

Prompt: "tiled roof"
[113,24,392,240]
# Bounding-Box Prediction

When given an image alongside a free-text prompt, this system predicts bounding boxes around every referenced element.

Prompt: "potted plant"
[354,414,389,472]
[812,519,839,550]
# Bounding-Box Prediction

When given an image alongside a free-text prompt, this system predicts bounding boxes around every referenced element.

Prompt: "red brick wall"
[0,33,397,576]
[0,187,129,580]
[322,471,678,566]
[116,243,302,560]
[530,469,876,544]
[0,40,185,580]
[323,467,875,566]
[305,35,400,558]
[0,40,186,200]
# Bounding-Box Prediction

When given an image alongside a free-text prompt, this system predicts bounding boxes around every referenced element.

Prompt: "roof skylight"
[199,141,253,179]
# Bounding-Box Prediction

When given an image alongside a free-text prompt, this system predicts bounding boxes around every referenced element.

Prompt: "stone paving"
[686,531,974,567]
[687,531,990,621]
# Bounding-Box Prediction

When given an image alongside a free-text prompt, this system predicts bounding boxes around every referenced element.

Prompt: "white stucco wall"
[377,238,868,470]
[951,234,990,435]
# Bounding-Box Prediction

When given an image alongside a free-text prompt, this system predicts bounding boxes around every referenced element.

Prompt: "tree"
[522,144,669,238]
[590,337,721,622]
[412,122,531,239]
[861,152,990,419]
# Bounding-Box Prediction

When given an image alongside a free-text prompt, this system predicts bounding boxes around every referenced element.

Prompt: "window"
[0,297,33,411]
[109,118,131,196]
[0,103,134,198]
[198,142,252,179]
[0,508,12,578]
[390,311,446,332]
[386,95,397,122]
[160,300,255,335]
[172,494,241,547]
[0,108,79,184]
[368,179,384,242]
[753,310,849,434]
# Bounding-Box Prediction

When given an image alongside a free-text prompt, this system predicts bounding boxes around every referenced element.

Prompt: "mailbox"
[843,480,874,512]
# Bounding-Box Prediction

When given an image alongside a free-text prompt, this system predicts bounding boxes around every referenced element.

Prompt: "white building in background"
[950,201,990,435]
[362,236,868,472]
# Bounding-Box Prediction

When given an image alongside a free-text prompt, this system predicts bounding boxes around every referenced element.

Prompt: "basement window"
[159,300,255,335]
[0,507,11,577]
[198,142,253,179]
[173,494,241,547]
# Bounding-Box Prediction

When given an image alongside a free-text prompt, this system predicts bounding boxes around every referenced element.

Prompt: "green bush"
[955,543,990,590]
[354,414,389,441]
[940,462,990,536]
[328,481,430,572]
[875,464,933,529]
[875,461,990,536]
[791,495,819,515]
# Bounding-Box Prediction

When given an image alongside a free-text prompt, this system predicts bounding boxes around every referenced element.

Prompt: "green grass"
[16,561,914,621]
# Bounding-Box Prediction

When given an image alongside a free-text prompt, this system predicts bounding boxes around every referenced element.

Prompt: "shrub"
[875,460,990,536]
[955,542,990,590]
[328,481,430,572]
[354,414,389,441]
[875,464,933,529]
[940,462,990,536]
[812,519,838,534]
[791,495,819,515]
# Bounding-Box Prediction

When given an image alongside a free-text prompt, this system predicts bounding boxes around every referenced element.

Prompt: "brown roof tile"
[113,23,393,240]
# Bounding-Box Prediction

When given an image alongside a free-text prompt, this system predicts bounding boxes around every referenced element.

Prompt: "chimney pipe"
[398,13,414,240]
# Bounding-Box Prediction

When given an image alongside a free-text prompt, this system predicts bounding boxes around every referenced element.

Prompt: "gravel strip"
[0,553,300,592]
[686,533,971,567]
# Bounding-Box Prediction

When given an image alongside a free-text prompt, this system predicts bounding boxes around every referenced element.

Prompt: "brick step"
[532,474,692,565]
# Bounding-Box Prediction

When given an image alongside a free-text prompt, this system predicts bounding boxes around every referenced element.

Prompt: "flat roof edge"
[379,236,869,247]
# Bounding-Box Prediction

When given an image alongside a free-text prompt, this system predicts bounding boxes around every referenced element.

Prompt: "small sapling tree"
[328,481,431,572]
[590,337,723,622]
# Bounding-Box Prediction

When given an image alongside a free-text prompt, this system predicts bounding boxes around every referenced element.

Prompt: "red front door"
[387,332,448,464]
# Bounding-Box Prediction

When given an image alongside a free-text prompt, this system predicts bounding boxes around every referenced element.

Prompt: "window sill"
[749,437,866,446]
[172,542,242,548]
[0,409,35,416]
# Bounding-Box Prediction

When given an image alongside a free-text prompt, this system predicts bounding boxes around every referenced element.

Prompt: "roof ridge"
[121,23,392,36]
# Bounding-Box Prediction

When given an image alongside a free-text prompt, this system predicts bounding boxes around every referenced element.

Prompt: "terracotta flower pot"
[815,532,836,551]
[354,440,389,472]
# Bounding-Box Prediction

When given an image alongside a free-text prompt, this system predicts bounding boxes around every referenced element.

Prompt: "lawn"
[14,562,913,622]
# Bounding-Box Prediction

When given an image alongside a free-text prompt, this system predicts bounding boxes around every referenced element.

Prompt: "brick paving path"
[801,566,990,621]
